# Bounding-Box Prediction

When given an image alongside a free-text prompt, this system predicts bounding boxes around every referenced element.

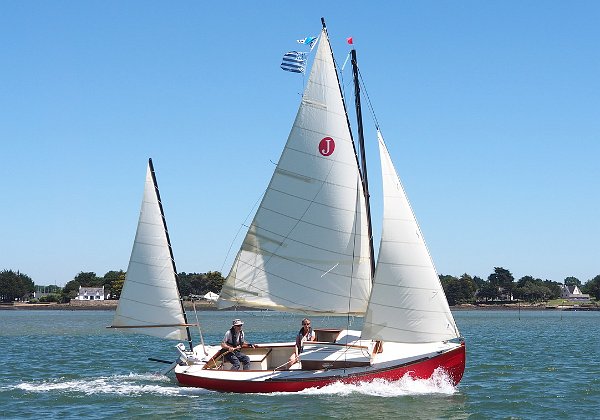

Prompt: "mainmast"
[148,158,194,351]
[351,49,376,280]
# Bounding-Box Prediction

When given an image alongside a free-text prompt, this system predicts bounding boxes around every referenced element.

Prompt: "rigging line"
[341,51,351,71]
[219,190,265,274]
[345,176,363,353]
[357,68,380,132]
[339,56,348,108]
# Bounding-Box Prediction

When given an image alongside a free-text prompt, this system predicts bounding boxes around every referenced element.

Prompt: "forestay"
[218,29,372,315]
[362,131,460,343]
[111,163,188,340]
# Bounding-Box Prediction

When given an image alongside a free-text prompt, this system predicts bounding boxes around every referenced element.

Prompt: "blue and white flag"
[297,36,317,50]
[280,51,308,74]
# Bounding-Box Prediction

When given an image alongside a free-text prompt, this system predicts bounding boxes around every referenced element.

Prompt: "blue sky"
[1,1,598,286]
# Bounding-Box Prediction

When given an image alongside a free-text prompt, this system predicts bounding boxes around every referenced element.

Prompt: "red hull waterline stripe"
[175,343,466,393]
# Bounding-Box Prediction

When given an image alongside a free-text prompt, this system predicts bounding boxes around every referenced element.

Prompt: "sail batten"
[256,207,366,235]
[242,226,369,257]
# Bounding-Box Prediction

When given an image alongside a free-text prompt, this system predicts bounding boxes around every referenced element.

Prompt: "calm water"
[1,309,599,419]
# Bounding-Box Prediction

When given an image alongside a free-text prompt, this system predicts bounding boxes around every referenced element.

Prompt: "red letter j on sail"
[319,137,335,156]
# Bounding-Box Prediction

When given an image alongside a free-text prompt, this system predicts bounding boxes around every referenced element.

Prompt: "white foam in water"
[297,369,457,397]
[12,369,456,397]
[14,373,195,397]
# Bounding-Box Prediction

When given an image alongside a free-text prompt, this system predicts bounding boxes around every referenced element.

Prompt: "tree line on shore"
[440,267,600,305]
[0,269,225,303]
[2,267,600,305]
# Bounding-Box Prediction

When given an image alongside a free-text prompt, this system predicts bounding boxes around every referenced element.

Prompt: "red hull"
[175,342,466,393]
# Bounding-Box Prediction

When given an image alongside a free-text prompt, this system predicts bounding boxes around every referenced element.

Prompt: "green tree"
[582,275,600,300]
[488,267,514,300]
[514,275,561,302]
[440,274,475,306]
[563,276,581,287]
[440,275,458,305]
[74,272,101,287]
[543,280,561,299]
[110,272,126,300]
[61,279,81,303]
[0,270,35,302]
[39,294,61,303]
[177,272,196,297]
[472,276,486,289]
[176,271,226,298]
[513,279,551,302]
[477,281,500,301]
[205,271,225,294]
[516,275,536,288]
[190,275,206,295]
[103,270,125,298]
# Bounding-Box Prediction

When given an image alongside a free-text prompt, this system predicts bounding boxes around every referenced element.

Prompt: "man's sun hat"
[232,319,244,326]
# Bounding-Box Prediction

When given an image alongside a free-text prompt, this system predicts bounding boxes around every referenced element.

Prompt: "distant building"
[203,291,219,302]
[75,286,105,301]
[559,285,590,302]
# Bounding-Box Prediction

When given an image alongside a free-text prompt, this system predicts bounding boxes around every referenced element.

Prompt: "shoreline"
[1,301,598,311]
[452,303,599,311]
[0,300,220,311]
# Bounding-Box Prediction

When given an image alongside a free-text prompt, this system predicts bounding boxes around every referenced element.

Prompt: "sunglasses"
[303,323,310,326]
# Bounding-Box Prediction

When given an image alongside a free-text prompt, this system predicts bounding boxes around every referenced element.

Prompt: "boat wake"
[12,373,207,397]
[298,369,458,397]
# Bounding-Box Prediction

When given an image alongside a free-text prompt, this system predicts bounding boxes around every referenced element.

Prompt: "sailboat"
[112,19,465,393]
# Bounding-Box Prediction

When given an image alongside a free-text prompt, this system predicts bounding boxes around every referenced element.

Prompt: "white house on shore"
[559,285,590,302]
[75,286,105,301]
[203,291,219,302]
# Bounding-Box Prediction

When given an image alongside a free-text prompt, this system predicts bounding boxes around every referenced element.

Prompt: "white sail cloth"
[111,163,188,340]
[362,131,460,343]
[218,29,372,314]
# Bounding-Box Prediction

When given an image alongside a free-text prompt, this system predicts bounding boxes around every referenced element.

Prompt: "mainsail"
[218,29,372,315]
[362,131,460,343]
[111,160,190,340]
